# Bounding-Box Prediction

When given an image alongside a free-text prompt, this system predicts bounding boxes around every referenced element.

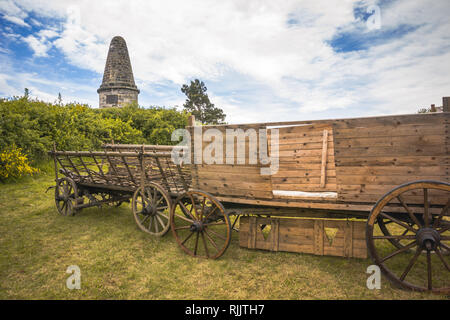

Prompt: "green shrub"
[0,97,189,165]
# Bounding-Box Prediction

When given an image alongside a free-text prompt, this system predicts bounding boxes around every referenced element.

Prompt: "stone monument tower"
[97,36,139,108]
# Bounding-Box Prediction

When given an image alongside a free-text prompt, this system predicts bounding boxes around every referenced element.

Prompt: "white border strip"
[273,190,338,198]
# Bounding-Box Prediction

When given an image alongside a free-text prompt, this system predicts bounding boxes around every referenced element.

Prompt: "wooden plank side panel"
[271,125,337,193]
[191,125,274,199]
[334,115,448,204]
[239,216,367,258]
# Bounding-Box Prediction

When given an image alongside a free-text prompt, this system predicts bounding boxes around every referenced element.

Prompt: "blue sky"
[1,0,449,123]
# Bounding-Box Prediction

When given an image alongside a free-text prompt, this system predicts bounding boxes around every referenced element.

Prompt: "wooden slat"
[335,165,445,176]
[335,155,447,167]
[314,220,324,255]
[334,123,445,139]
[320,130,328,188]
[334,145,444,157]
[202,112,446,130]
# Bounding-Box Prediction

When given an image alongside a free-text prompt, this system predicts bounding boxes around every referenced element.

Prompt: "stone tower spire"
[97,36,139,108]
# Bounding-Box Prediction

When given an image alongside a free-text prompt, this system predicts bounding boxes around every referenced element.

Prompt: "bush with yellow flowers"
[0,145,39,181]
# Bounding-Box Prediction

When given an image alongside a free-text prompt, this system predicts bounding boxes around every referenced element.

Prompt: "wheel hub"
[143,205,157,216]
[190,221,204,232]
[416,227,441,251]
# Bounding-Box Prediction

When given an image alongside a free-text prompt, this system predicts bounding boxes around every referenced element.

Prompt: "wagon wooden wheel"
[367,180,450,294]
[170,190,232,259]
[55,177,78,216]
[132,183,171,236]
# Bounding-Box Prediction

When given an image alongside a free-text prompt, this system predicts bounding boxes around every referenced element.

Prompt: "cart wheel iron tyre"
[55,177,79,216]
[367,180,450,294]
[170,190,232,259]
[132,183,172,236]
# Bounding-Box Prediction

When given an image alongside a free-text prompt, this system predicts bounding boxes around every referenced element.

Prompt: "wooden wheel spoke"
[439,226,450,234]
[140,190,148,205]
[179,202,196,221]
[435,247,450,271]
[193,232,199,255]
[400,247,423,281]
[157,211,169,220]
[380,241,417,263]
[200,196,206,220]
[148,215,153,231]
[141,214,150,225]
[155,214,166,230]
[189,194,199,219]
[440,242,450,252]
[174,212,194,223]
[204,221,225,227]
[397,195,422,227]
[145,188,153,204]
[379,212,417,233]
[175,225,191,231]
[426,251,432,290]
[433,200,450,228]
[181,231,195,245]
[202,205,218,222]
[423,188,429,228]
[203,229,220,252]
[154,216,160,233]
[201,232,210,258]
[153,195,163,207]
[206,228,226,241]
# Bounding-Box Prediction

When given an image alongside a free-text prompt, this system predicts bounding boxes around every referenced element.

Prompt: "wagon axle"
[416,228,441,251]
[142,204,158,216]
[189,221,204,232]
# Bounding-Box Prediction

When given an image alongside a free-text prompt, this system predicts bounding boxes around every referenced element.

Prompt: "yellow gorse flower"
[0,145,39,181]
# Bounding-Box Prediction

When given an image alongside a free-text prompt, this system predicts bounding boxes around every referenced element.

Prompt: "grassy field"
[0,173,448,299]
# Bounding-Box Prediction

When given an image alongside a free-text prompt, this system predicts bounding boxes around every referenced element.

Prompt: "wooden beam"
[320,129,329,188]
[196,111,446,129]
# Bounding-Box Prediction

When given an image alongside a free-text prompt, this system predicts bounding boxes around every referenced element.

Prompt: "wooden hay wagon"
[49,110,449,293]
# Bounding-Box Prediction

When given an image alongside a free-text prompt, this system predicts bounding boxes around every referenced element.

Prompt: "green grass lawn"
[0,173,448,299]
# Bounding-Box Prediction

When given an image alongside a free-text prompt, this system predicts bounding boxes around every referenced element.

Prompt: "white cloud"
[21,27,60,57]
[2,0,450,121]
[22,35,51,57]
[2,14,30,27]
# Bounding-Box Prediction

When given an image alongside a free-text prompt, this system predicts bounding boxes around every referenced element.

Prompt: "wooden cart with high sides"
[49,107,449,294]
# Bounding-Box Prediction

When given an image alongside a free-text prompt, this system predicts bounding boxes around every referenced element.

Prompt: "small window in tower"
[106,95,118,104]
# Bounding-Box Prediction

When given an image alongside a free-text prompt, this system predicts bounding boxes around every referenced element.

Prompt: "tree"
[181,79,226,124]
[57,92,63,105]
[23,88,29,99]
